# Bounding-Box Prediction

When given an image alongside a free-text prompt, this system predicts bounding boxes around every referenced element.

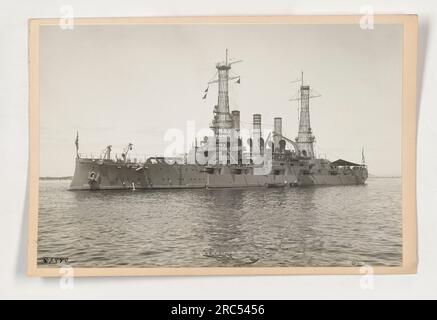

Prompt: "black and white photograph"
[28,16,417,276]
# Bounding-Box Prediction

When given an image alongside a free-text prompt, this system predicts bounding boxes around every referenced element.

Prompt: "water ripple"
[37,178,402,267]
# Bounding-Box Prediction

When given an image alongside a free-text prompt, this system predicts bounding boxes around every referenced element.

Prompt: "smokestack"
[274,117,282,152]
[232,110,240,132]
[252,114,262,158]
[253,114,261,132]
[274,117,282,135]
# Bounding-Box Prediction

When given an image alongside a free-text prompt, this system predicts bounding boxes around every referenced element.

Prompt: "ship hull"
[69,158,206,190]
[298,173,367,186]
[69,158,367,190]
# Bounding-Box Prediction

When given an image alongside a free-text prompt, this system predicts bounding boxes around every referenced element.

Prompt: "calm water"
[38,178,402,267]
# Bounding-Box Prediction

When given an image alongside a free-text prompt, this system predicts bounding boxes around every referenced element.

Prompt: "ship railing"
[78,153,148,163]
[78,152,189,165]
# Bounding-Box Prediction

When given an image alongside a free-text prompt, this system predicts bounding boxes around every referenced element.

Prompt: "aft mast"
[290,72,321,159]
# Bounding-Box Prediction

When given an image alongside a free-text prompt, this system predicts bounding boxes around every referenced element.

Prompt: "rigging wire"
[208,71,218,83]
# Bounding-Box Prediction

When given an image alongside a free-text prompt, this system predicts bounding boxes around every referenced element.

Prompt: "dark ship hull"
[69,157,367,190]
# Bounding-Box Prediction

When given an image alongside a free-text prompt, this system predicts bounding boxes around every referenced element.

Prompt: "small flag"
[202,93,207,99]
[236,77,240,84]
[362,147,366,165]
[75,131,79,156]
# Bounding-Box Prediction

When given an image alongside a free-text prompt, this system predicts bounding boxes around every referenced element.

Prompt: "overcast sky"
[40,23,402,177]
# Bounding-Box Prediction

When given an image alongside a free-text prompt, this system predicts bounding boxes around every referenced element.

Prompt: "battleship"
[69,51,368,190]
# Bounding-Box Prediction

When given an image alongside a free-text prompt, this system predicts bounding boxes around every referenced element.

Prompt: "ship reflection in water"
[38,177,401,268]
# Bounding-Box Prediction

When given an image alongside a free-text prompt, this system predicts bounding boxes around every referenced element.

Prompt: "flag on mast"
[75,131,79,157]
